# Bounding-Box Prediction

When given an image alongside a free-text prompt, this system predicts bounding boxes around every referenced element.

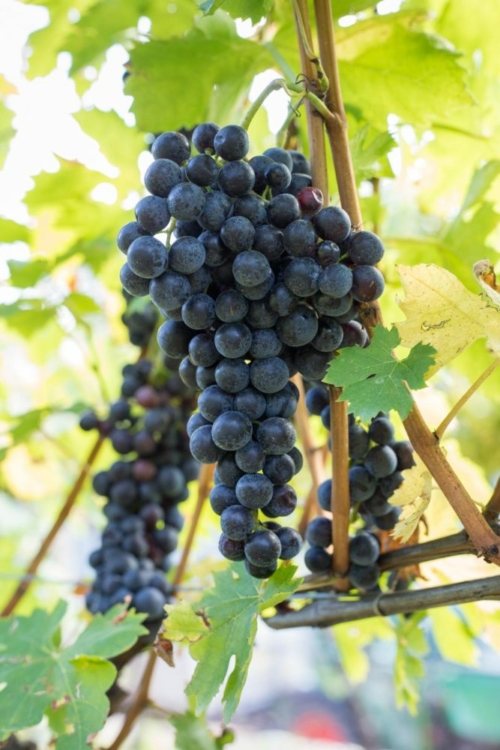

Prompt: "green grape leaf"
[333,0,378,16]
[394,613,428,714]
[0,218,30,244]
[200,0,274,23]
[170,711,235,750]
[64,292,102,319]
[126,32,273,132]
[160,563,300,723]
[460,160,500,213]
[349,123,395,182]
[324,325,436,420]
[24,0,95,78]
[0,301,58,337]
[337,18,471,129]
[0,601,147,747]
[428,607,479,667]
[74,109,145,196]
[7,259,51,288]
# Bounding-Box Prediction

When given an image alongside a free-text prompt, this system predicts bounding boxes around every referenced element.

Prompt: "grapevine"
[2,1,500,748]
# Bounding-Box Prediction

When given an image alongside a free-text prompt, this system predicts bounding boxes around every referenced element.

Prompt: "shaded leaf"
[325,325,436,420]
[126,31,273,132]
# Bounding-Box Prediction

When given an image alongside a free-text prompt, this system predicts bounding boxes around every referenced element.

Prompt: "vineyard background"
[1,0,500,748]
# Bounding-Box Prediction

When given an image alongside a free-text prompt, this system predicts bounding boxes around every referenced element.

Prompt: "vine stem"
[292,375,323,536]
[266,575,500,629]
[435,358,499,439]
[240,77,331,132]
[1,433,105,617]
[172,462,214,588]
[311,0,500,566]
[293,0,351,585]
[484,479,500,522]
[106,648,157,750]
[404,399,500,562]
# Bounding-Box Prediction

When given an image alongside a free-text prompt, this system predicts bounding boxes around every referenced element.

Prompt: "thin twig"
[173,462,214,588]
[435,358,499,439]
[484,479,500,522]
[1,433,105,617]
[266,575,500,629]
[106,649,157,750]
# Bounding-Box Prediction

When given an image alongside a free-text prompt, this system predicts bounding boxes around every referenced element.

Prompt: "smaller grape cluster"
[304,384,415,590]
[81,359,198,622]
[121,295,159,348]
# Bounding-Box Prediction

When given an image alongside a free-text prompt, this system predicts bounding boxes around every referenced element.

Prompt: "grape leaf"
[324,325,436,420]
[396,264,500,372]
[0,218,30,244]
[0,601,147,748]
[170,711,235,750]
[160,563,299,723]
[126,32,273,132]
[338,19,471,130]
[394,613,428,714]
[200,0,274,23]
[390,457,432,543]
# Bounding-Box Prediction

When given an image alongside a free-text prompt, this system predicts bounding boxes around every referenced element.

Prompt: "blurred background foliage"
[1,0,500,744]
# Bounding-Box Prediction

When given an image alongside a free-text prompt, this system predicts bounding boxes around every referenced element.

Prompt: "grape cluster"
[81,360,197,622]
[304,384,415,589]
[115,123,387,577]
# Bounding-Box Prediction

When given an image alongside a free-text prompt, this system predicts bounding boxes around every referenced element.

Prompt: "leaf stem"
[435,358,499,439]
[1,433,105,617]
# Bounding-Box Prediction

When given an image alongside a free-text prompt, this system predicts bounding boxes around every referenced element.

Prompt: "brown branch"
[107,649,157,750]
[294,0,352,591]
[293,0,329,193]
[435,358,499,439]
[172,462,213,589]
[330,388,350,589]
[404,400,500,564]
[313,0,362,226]
[266,575,500,629]
[1,433,105,617]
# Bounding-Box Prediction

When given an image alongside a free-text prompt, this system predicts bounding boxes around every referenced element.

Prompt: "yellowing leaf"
[396,264,500,373]
[390,457,432,543]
